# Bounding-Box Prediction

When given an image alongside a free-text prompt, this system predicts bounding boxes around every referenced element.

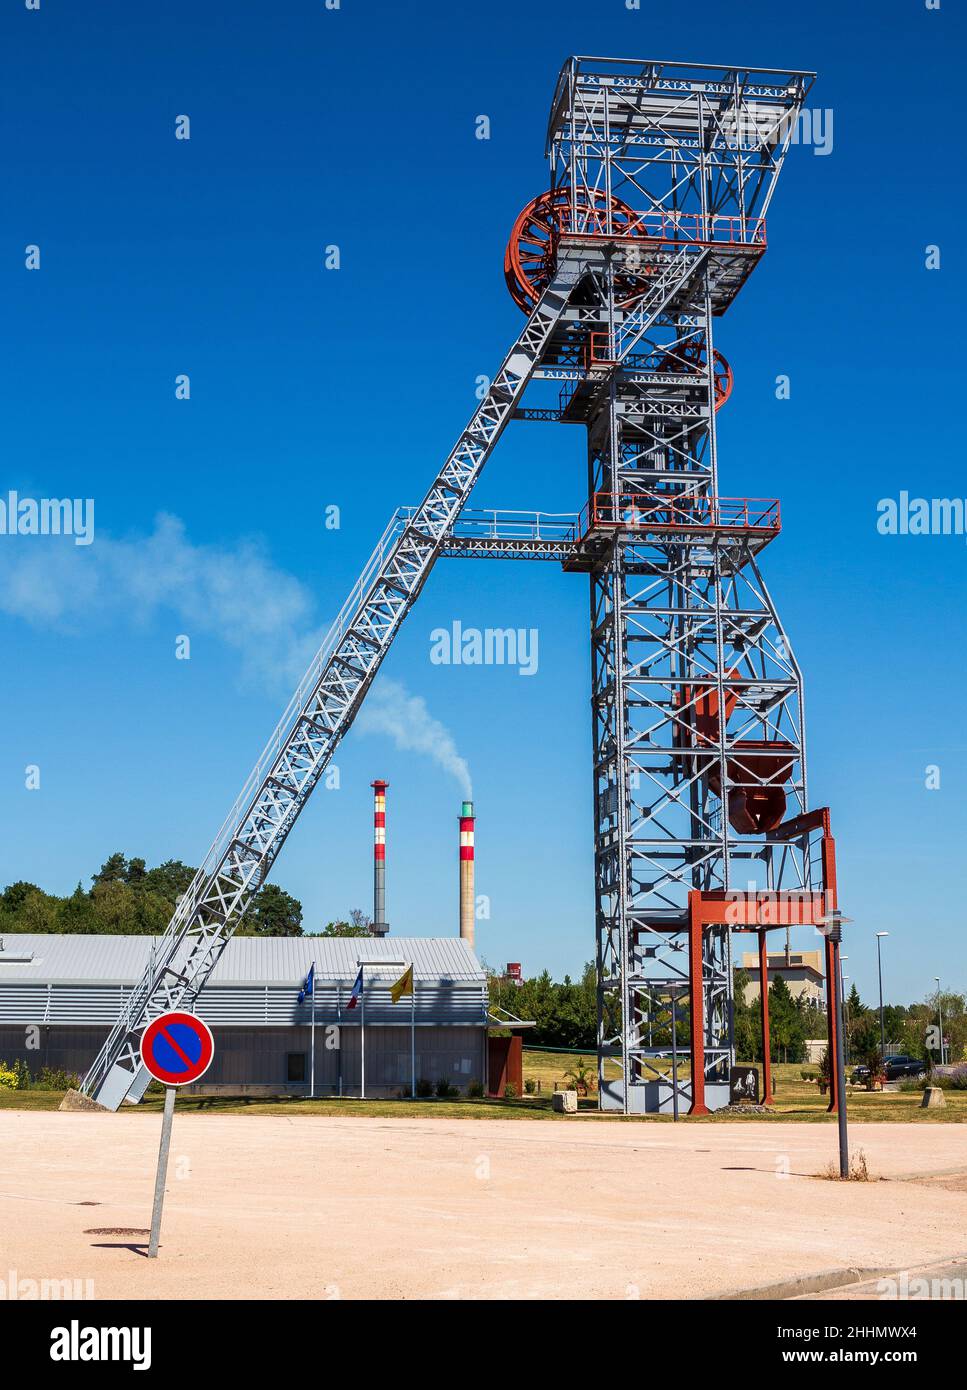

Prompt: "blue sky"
[2,0,964,1007]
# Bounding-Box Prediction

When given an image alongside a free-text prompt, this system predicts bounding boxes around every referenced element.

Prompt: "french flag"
[345,967,364,1010]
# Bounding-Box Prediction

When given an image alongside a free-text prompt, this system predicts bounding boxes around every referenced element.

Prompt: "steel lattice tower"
[85,57,835,1116]
[506,58,818,1111]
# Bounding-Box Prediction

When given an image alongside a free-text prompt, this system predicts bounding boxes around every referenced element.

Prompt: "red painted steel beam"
[758,928,774,1105]
[687,892,709,1115]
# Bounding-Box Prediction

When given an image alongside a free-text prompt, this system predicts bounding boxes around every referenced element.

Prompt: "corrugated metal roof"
[0,934,485,985]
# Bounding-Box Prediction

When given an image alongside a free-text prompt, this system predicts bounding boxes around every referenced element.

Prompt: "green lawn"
[0,1088,566,1119]
[522,1052,967,1123]
[4,1054,964,1122]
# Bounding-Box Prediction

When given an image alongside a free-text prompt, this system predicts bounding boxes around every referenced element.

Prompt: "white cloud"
[0,513,325,689]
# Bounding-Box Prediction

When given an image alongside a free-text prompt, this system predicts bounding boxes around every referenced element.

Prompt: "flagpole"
[360,964,366,1101]
[310,960,316,1099]
[337,983,343,1097]
[411,963,416,1100]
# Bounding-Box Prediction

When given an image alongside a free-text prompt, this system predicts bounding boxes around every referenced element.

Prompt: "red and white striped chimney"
[371,779,389,936]
[459,799,475,948]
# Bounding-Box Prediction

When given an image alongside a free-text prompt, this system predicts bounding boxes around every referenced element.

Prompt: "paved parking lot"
[1,1113,965,1300]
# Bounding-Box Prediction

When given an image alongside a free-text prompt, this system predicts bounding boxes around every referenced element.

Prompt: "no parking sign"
[141,1011,214,1087]
[140,1011,214,1258]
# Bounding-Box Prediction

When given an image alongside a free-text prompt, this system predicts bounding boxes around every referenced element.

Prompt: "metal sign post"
[148,1086,176,1259]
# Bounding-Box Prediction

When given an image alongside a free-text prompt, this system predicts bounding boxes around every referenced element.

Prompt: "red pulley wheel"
[504,187,645,313]
[659,335,734,411]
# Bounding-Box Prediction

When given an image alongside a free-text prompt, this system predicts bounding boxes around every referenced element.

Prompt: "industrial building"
[0,934,512,1098]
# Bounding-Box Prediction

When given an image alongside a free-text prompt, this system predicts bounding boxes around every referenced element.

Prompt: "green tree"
[487,963,596,1049]
[244,884,303,937]
[851,1021,884,1089]
[92,852,128,886]
[732,967,760,1061]
[56,884,97,934]
[318,920,371,938]
[798,1001,827,1043]
[846,982,866,1019]
[1,881,46,913]
[142,860,197,901]
[767,976,806,1063]
[9,888,60,933]
[89,880,140,933]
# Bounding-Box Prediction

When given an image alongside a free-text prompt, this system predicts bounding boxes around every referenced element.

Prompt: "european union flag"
[298,962,315,1004]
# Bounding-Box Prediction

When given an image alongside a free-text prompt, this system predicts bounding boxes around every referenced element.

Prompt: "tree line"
[489,963,965,1063]
[0,852,371,939]
[734,970,965,1066]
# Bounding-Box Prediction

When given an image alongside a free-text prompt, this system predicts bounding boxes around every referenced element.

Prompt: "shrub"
[503,1083,518,1100]
[916,1067,967,1091]
[817,1047,831,1093]
[467,1079,484,1098]
[0,1059,52,1090]
[524,1078,536,1095]
[564,1062,595,1096]
[435,1077,457,1099]
[35,1067,80,1091]
[415,1077,434,1098]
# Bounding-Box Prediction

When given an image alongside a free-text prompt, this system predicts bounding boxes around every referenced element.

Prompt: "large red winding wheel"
[660,336,734,411]
[504,187,645,313]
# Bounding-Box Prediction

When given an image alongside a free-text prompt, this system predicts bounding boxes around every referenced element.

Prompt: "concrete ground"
[1,1113,964,1300]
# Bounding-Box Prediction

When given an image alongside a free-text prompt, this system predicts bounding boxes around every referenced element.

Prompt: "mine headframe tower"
[83,57,827,1116]
[503,57,818,1111]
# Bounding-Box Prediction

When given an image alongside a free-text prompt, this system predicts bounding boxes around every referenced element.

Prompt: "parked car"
[850,1054,926,1084]
[883,1055,927,1081]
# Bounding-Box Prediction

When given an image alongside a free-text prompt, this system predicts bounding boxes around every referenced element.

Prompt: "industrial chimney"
[459,799,475,948]
[371,779,389,936]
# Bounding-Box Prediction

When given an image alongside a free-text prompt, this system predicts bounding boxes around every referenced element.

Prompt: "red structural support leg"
[687,895,709,1115]
[758,929,774,1105]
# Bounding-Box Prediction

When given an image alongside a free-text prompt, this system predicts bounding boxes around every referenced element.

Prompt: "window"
[286,1052,307,1083]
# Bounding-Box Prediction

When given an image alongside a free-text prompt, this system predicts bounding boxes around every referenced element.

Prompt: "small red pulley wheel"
[659,335,734,411]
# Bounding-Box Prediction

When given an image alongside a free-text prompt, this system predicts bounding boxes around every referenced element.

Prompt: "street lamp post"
[821,910,852,1179]
[935,977,945,1066]
[876,932,889,1060]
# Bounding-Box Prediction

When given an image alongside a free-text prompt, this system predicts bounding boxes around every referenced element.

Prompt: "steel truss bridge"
[84,56,843,1116]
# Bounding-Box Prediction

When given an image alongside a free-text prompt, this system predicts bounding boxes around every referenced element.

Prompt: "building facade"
[741,949,826,1010]
[0,935,490,1097]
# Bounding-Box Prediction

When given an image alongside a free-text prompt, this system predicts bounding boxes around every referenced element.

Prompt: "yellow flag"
[390,965,413,1004]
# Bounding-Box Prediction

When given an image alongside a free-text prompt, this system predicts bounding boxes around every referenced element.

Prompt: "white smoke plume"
[355,676,473,798]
